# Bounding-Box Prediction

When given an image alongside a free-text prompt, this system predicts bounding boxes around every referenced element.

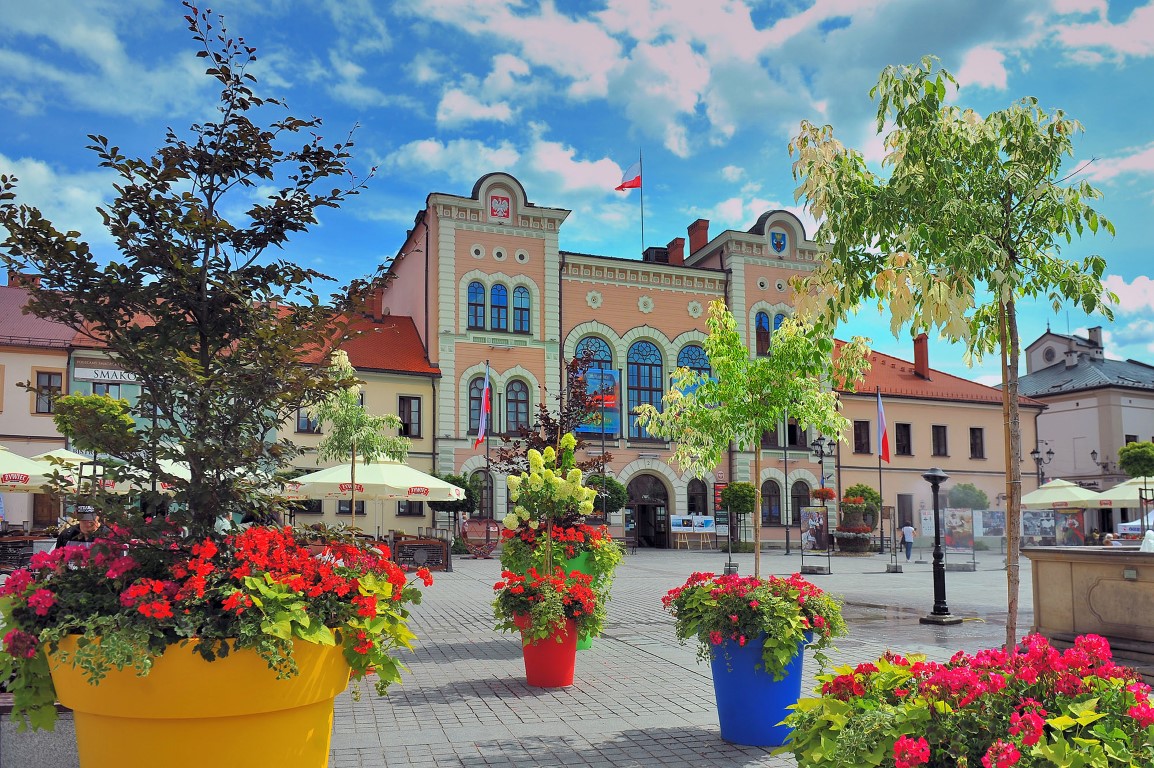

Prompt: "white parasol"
[293,457,465,502]
[0,447,53,493]
[1020,478,1106,510]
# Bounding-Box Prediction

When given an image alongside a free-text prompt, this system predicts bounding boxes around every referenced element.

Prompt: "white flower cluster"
[503,433,597,530]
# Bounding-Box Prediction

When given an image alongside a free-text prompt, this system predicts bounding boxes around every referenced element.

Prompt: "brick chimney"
[1087,326,1103,349]
[913,333,930,379]
[7,270,41,288]
[666,237,685,266]
[362,285,386,321]
[687,219,710,255]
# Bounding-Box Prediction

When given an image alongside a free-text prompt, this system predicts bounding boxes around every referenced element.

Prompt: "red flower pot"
[513,615,577,687]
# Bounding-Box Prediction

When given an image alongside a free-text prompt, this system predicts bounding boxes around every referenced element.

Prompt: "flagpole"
[877,386,886,555]
[638,147,645,254]
[484,359,491,520]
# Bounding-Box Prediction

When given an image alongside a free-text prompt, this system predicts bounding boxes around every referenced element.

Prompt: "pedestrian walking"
[900,520,916,561]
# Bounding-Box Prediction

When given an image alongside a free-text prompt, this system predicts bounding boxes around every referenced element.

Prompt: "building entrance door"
[627,475,669,549]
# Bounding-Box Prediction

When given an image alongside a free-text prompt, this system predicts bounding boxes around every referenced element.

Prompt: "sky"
[2,0,1152,386]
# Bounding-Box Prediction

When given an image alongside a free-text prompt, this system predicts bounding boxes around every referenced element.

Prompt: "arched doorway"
[626,474,670,549]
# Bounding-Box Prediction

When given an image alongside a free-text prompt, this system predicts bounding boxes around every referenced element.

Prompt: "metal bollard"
[784,527,791,555]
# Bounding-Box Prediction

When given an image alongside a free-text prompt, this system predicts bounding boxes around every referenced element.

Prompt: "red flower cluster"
[504,523,610,559]
[840,495,866,505]
[810,633,1151,768]
[493,565,600,639]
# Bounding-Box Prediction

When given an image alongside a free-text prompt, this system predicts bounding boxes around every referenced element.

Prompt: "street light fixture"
[1030,446,1054,484]
[811,435,836,550]
[1090,450,1113,472]
[919,467,962,626]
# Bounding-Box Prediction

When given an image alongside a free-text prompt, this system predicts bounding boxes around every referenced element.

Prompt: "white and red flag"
[615,159,641,191]
[474,364,491,450]
[877,389,891,463]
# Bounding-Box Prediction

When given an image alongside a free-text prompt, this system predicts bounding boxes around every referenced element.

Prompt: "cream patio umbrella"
[0,446,53,493]
[294,458,465,535]
[1101,477,1154,536]
[1020,478,1106,510]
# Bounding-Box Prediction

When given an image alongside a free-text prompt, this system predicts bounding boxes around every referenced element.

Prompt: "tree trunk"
[1000,300,1024,647]
[350,435,357,531]
[753,447,762,579]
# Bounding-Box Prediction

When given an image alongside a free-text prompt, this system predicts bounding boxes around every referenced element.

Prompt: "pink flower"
[729,614,738,623]
[893,735,930,768]
[709,631,723,645]
[982,739,1020,768]
[26,588,55,617]
[748,600,759,608]
[1009,711,1045,746]
[1129,704,1154,729]
[2,629,39,659]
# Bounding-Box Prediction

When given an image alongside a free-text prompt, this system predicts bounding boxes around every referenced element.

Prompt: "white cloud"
[1081,142,1154,182]
[1103,275,1154,313]
[0,153,114,249]
[381,138,520,183]
[721,165,744,182]
[1054,3,1154,58]
[957,46,1009,89]
[1051,0,1107,17]
[436,89,514,127]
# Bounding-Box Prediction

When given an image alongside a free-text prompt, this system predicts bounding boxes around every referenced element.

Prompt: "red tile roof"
[836,342,1045,408]
[0,286,75,348]
[339,315,439,376]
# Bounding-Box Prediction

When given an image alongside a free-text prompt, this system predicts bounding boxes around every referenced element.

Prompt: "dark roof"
[836,342,1046,408]
[1018,355,1154,397]
[0,286,75,348]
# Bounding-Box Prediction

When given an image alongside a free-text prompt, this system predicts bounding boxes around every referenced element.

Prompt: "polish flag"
[877,389,891,463]
[474,365,491,450]
[615,160,642,191]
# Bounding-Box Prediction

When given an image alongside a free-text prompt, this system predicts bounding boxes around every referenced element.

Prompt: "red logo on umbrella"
[408,486,430,497]
[1,473,31,484]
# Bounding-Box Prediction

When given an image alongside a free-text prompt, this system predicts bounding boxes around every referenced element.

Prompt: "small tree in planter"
[841,483,880,531]
[721,482,757,543]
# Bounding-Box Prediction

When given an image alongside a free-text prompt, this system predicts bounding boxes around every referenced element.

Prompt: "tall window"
[467,282,485,329]
[576,336,612,370]
[512,286,530,334]
[92,382,121,399]
[490,284,508,331]
[687,479,708,516]
[34,371,62,414]
[895,423,912,456]
[969,427,985,459]
[774,313,786,332]
[762,427,779,449]
[296,407,320,434]
[472,470,494,518]
[755,312,771,356]
[932,425,948,456]
[791,481,811,516]
[506,380,529,434]
[762,479,781,525]
[677,345,710,376]
[786,418,807,449]
[853,420,871,454]
[468,376,487,434]
[627,341,663,439]
[398,396,421,438]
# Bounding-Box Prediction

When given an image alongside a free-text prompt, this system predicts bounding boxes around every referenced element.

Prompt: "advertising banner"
[574,369,620,437]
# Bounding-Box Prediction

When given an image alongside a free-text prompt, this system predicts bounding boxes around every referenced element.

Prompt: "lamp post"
[919,467,962,626]
[1089,449,1112,473]
[1030,446,1054,485]
[810,435,835,551]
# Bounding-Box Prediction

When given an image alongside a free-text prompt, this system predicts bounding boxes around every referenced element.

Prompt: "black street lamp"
[1030,446,1054,485]
[919,467,962,626]
[810,435,836,552]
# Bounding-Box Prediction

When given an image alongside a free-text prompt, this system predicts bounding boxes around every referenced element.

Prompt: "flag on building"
[615,159,642,191]
[877,389,891,463]
[474,364,491,450]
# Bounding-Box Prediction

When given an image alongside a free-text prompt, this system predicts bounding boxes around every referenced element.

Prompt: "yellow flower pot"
[49,637,351,768]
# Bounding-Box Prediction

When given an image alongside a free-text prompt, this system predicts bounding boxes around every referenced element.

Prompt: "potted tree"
[0,6,430,766]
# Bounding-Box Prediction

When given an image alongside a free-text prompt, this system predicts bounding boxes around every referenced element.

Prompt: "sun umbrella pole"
[350,435,357,532]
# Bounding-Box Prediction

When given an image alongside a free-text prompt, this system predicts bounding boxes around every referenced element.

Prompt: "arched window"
[677,344,710,376]
[687,478,708,516]
[505,380,529,435]
[627,340,663,439]
[468,376,486,434]
[791,481,811,519]
[512,286,530,334]
[774,312,786,331]
[490,284,508,331]
[755,312,771,356]
[467,282,485,329]
[762,480,781,526]
[471,470,494,519]
[576,336,612,370]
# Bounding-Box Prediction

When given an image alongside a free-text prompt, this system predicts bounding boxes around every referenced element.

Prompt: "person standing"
[55,509,103,548]
[900,520,916,561]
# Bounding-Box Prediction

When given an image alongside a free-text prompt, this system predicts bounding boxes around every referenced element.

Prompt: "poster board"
[944,507,974,554]
[799,506,828,551]
[574,369,621,437]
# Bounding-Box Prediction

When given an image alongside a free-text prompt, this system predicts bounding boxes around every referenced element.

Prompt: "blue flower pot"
[709,635,805,747]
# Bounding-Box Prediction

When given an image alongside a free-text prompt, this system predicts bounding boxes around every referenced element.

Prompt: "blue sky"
[2,0,1152,386]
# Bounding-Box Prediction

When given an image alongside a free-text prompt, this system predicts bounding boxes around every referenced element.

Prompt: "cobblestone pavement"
[329,547,1034,767]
